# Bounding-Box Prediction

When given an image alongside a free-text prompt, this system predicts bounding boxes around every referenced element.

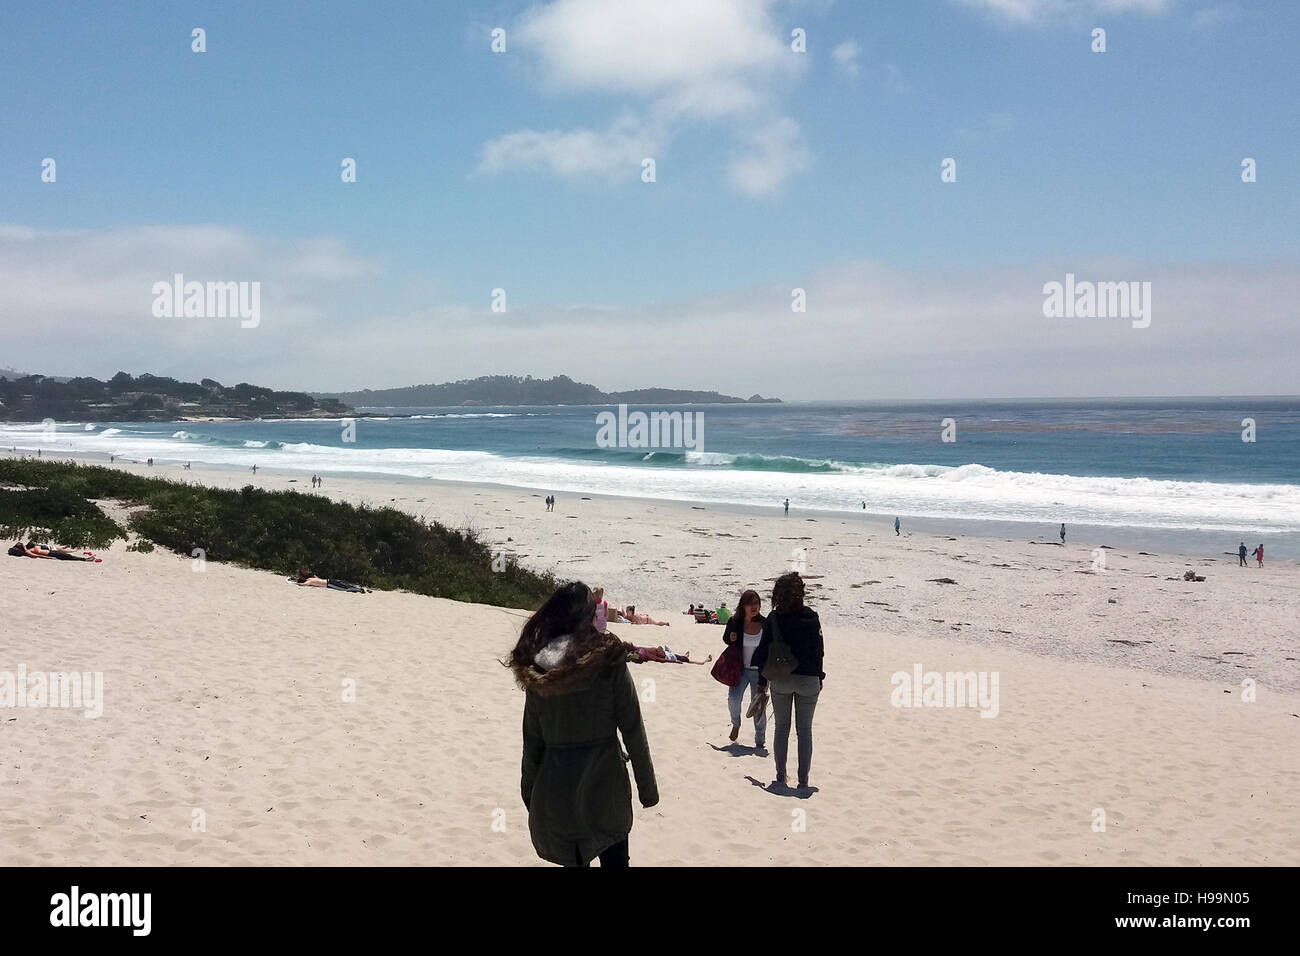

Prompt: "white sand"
[3,454,1298,865]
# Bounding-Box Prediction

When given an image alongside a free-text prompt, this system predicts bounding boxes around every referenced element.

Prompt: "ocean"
[5,398,1299,557]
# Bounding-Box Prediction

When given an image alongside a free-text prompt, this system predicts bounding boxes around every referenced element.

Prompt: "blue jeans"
[768,674,820,784]
[727,668,768,747]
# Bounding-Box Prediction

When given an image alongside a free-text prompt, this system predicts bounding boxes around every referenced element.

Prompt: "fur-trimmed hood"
[511,631,629,697]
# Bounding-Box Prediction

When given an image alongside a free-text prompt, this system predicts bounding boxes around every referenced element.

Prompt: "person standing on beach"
[1239,542,1248,566]
[783,498,789,516]
[507,581,658,867]
[894,516,900,536]
[723,589,767,751]
[593,587,609,632]
[751,572,825,791]
[1255,544,1264,567]
[1060,523,1066,544]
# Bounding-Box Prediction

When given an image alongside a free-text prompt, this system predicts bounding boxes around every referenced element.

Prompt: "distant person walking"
[1239,542,1248,567]
[506,581,658,867]
[1060,523,1066,544]
[752,572,825,791]
[894,516,900,536]
[783,498,789,516]
[1255,544,1264,567]
[251,464,257,474]
[723,589,767,751]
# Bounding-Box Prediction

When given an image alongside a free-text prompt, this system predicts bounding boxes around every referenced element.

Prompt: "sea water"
[5,398,1297,557]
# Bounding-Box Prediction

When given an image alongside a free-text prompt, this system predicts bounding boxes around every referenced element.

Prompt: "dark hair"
[771,572,806,614]
[724,589,763,640]
[296,568,313,583]
[9,542,28,557]
[505,581,603,673]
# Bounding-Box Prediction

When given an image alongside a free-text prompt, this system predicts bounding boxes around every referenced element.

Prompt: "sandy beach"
[3,453,1299,865]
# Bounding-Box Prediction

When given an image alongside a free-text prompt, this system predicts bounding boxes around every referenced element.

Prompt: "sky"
[1,0,1297,401]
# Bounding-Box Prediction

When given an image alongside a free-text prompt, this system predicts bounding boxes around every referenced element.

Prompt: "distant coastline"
[0,370,780,422]
[316,374,781,408]
[0,371,351,423]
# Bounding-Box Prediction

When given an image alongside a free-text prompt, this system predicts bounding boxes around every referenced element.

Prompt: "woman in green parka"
[507,581,659,867]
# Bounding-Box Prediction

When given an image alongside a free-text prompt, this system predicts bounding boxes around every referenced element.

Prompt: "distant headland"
[319,374,781,407]
[0,370,779,422]
[0,371,351,422]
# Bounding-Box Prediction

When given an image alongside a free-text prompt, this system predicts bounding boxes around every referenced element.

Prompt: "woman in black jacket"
[751,572,825,790]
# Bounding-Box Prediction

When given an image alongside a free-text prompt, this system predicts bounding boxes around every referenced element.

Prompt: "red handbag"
[710,642,743,686]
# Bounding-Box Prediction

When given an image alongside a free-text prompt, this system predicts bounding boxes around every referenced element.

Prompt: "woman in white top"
[723,589,767,751]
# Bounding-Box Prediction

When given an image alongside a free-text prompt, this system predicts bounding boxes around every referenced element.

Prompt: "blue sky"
[1,0,1297,398]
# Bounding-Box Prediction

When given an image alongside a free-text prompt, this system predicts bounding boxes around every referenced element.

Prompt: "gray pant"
[768,674,820,784]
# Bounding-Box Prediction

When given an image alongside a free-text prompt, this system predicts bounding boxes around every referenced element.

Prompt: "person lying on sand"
[622,605,670,626]
[293,568,370,592]
[623,642,711,664]
[10,541,101,562]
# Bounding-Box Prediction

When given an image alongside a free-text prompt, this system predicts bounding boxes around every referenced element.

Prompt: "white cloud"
[1190,4,1238,30]
[955,0,1174,24]
[0,224,381,384]
[5,222,1295,399]
[480,0,809,195]
[727,117,812,196]
[955,111,1016,141]
[478,113,661,180]
[831,39,860,77]
[516,0,793,101]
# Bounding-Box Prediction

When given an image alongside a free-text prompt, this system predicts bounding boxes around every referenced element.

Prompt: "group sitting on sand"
[9,540,102,562]
[507,572,823,867]
[684,602,731,624]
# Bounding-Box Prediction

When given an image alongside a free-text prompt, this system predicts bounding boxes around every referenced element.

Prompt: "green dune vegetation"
[0,458,555,608]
